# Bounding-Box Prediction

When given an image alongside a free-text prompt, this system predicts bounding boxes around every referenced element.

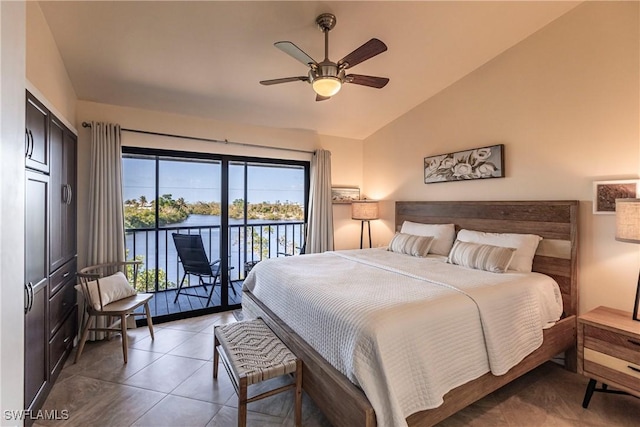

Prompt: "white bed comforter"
[243,249,563,427]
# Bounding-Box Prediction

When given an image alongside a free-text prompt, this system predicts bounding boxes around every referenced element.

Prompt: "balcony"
[127,220,304,322]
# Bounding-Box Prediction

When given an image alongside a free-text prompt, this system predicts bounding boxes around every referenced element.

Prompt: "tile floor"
[36,311,640,426]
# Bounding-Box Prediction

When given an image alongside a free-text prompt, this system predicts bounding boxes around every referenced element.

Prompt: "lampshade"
[615,198,640,321]
[312,77,342,97]
[616,198,640,243]
[352,200,379,221]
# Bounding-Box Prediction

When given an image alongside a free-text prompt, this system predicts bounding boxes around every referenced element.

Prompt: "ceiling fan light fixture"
[312,77,342,97]
[261,13,388,100]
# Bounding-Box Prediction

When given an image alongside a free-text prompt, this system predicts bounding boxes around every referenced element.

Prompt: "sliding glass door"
[123,153,226,317]
[229,161,307,279]
[122,148,308,320]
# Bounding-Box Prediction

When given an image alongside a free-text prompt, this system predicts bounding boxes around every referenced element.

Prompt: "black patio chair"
[172,233,236,307]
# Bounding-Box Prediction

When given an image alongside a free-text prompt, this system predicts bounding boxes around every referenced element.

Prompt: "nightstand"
[578,306,640,408]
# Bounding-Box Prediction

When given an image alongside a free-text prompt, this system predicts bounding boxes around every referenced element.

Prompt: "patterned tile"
[205,406,285,427]
[38,310,640,427]
[129,327,198,353]
[167,332,214,361]
[37,375,164,427]
[123,354,206,393]
[171,361,236,405]
[131,395,222,427]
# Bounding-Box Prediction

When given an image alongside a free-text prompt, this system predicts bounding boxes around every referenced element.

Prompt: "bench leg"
[238,378,247,427]
[213,336,219,379]
[295,360,302,427]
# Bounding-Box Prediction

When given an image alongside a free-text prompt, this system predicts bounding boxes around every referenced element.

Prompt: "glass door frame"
[122,146,310,313]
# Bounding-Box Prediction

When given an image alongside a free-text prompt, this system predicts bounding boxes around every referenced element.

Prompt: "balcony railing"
[125,221,305,294]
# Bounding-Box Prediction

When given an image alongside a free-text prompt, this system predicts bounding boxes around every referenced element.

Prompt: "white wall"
[0,1,26,422]
[75,101,364,268]
[26,1,77,125]
[363,1,640,315]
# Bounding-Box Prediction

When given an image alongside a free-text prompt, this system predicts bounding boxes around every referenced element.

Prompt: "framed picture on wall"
[424,144,505,184]
[331,186,360,204]
[592,179,640,214]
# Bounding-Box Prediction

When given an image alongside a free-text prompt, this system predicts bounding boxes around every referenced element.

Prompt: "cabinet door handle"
[26,282,31,313]
[29,282,34,312]
[25,129,30,157]
[24,283,29,314]
[62,184,68,204]
[25,130,33,158]
[25,282,34,313]
[28,130,35,158]
[67,184,73,205]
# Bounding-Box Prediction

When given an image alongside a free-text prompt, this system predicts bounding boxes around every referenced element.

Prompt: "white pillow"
[456,229,542,272]
[388,233,434,257]
[400,221,456,256]
[85,271,137,310]
[447,240,516,273]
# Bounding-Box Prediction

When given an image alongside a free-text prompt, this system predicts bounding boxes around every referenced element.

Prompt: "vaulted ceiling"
[38,1,580,140]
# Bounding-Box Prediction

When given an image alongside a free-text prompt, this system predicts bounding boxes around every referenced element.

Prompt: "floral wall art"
[424,144,505,183]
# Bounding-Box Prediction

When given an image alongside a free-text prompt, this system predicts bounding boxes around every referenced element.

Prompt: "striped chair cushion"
[388,233,434,257]
[447,240,516,273]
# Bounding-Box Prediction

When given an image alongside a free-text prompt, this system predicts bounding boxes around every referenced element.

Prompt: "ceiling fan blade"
[316,94,331,102]
[260,76,309,86]
[346,74,389,89]
[338,38,387,69]
[275,41,317,66]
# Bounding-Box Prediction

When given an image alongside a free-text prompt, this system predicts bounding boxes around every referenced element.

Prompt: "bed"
[242,200,578,426]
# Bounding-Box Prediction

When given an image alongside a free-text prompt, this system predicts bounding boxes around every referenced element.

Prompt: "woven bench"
[213,318,302,427]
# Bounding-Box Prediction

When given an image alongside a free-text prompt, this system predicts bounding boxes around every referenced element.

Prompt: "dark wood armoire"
[24,90,78,420]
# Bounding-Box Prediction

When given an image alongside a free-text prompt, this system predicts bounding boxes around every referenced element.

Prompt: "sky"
[122,156,305,205]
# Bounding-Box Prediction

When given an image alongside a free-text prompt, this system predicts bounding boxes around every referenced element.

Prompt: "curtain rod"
[81,122,315,154]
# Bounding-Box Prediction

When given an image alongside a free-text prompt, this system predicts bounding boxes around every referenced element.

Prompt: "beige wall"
[1,0,26,417]
[26,1,77,127]
[28,0,635,318]
[363,1,640,315]
[75,101,363,267]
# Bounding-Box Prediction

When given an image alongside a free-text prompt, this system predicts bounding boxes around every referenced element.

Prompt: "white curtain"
[87,122,126,265]
[305,149,334,253]
[85,122,129,339]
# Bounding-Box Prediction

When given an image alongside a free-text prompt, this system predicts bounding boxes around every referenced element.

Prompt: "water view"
[125,214,304,292]
[122,154,307,298]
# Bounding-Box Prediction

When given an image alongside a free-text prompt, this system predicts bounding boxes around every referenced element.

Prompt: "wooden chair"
[75,261,154,364]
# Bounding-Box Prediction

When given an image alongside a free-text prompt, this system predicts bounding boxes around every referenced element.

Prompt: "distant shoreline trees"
[124,194,304,229]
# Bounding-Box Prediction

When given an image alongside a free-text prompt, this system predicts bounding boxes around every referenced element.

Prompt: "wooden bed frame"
[242,200,579,426]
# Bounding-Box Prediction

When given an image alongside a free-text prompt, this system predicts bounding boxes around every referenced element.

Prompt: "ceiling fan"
[260,13,389,101]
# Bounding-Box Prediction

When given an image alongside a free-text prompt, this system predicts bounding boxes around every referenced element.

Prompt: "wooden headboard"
[395,201,578,316]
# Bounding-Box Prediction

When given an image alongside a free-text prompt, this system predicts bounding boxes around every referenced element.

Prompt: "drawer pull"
[62,272,70,278]
[628,339,640,347]
[63,337,71,344]
[628,365,640,374]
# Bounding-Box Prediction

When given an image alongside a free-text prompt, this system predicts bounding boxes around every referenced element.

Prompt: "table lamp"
[615,198,640,321]
[352,200,379,249]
